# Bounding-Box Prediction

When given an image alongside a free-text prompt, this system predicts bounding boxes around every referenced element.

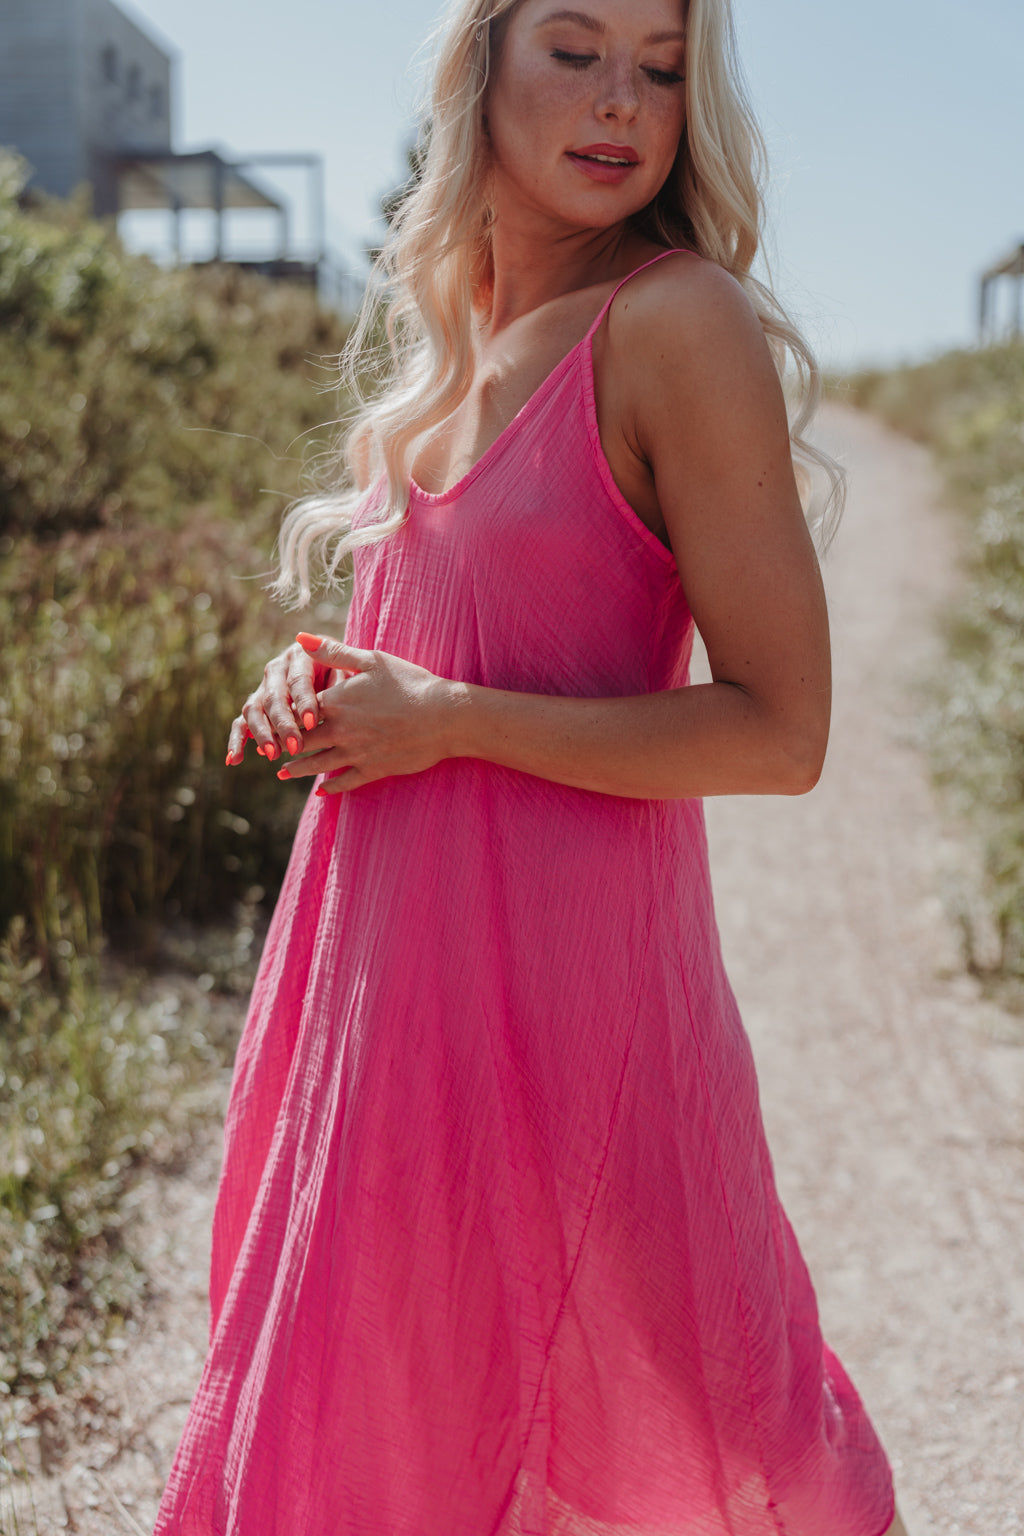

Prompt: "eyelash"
[550,49,684,87]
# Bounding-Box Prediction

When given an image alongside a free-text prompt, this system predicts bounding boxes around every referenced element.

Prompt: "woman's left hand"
[275,634,455,795]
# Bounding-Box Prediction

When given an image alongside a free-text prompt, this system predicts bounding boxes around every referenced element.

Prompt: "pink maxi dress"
[155,252,895,1536]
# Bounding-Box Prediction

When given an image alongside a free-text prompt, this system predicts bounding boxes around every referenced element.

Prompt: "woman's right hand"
[225,637,337,765]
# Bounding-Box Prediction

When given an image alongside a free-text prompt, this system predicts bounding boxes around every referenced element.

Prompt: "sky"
[115,0,1024,368]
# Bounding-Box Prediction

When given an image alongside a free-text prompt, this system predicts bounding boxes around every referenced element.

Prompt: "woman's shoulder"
[609,248,765,365]
[601,248,780,425]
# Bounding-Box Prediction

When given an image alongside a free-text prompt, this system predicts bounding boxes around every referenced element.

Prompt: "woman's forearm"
[235,637,829,799]
[442,676,828,800]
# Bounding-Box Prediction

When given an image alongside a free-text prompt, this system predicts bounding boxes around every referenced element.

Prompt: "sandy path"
[6,404,1023,1534]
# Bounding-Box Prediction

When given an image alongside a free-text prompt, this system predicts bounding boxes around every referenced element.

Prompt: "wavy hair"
[274,0,842,605]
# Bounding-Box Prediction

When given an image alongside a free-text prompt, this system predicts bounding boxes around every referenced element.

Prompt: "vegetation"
[0,151,352,1392]
[841,341,1024,977]
[0,918,246,1392]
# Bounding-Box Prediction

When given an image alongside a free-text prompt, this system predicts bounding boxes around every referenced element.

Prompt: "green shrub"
[0,151,359,1392]
[0,517,320,954]
[0,151,353,957]
[0,150,350,544]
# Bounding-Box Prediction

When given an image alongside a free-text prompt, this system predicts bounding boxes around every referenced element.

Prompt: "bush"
[0,153,354,1389]
[0,516,317,954]
[0,151,353,956]
[0,153,349,543]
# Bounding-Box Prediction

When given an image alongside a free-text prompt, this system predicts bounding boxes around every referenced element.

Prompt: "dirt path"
[7,405,1023,1535]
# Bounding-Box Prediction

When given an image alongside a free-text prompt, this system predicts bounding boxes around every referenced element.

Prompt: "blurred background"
[0,0,1022,1484]
[76,0,1024,368]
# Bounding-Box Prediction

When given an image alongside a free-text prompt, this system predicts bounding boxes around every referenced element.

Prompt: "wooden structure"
[979,242,1024,343]
[115,148,326,277]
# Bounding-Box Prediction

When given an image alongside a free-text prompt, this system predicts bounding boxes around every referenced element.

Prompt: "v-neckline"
[409,333,590,507]
[408,248,693,508]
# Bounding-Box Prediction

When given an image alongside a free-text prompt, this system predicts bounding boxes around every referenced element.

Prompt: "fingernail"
[256,744,265,757]
[286,735,300,755]
[296,632,323,653]
[315,787,326,798]
[303,712,316,732]
[225,753,234,767]
[265,743,279,761]
[276,768,291,781]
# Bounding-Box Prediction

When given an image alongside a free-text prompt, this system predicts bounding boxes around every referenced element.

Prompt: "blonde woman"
[156,1,907,1532]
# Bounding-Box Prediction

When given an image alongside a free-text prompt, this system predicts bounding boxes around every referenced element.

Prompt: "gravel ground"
[4,403,1022,1534]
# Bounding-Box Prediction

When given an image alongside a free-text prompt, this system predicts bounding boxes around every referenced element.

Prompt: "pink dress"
[155,252,895,1536]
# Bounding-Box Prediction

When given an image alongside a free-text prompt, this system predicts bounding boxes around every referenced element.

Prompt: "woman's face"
[485,0,687,235]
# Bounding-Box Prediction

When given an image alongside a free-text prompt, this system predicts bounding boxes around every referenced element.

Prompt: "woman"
[156,1,907,1532]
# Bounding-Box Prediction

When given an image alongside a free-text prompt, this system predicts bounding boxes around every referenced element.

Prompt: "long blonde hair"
[275,0,842,605]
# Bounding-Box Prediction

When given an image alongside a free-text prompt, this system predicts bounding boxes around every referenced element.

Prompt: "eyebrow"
[535,10,686,45]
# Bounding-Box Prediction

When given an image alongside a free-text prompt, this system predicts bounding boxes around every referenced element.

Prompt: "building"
[0,0,353,301]
[0,0,174,213]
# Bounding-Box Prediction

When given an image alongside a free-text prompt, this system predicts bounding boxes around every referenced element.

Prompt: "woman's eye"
[551,49,594,70]
[643,66,684,87]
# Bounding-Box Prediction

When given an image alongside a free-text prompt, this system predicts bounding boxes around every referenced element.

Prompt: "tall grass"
[0,151,353,1392]
[842,341,1024,976]
[0,150,354,956]
[0,516,309,955]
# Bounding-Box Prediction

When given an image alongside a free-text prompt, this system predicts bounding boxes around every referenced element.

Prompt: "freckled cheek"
[644,95,686,179]
[489,64,593,168]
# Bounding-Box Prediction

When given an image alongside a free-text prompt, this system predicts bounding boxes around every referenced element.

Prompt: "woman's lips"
[566,147,640,184]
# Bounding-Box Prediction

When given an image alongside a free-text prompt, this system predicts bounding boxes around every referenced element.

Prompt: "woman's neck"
[484,218,642,333]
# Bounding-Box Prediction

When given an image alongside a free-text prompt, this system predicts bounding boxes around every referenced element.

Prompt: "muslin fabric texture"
[154,252,895,1536]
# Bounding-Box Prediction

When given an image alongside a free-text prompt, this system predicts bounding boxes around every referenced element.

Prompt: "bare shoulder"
[610,252,762,342]
[600,253,789,476]
[606,252,777,401]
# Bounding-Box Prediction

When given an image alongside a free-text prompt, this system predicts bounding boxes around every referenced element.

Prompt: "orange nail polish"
[265,744,278,761]
[286,736,299,755]
[256,744,265,757]
[276,767,291,781]
[225,753,234,767]
[303,712,316,731]
[296,632,323,653]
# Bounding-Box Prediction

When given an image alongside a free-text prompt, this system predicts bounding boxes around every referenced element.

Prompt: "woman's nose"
[595,58,640,121]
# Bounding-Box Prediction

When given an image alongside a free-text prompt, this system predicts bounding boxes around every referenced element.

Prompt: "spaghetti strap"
[583,246,698,342]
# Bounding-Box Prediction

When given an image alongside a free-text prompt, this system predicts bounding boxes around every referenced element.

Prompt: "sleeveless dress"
[154,252,895,1536]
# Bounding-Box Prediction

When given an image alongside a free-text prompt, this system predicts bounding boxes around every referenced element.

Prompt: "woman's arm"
[233,261,831,800]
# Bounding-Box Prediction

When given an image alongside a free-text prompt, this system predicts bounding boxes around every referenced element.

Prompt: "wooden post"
[212,155,225,262]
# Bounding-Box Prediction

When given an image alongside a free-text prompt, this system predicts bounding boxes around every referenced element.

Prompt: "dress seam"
[522,839,663,1440]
